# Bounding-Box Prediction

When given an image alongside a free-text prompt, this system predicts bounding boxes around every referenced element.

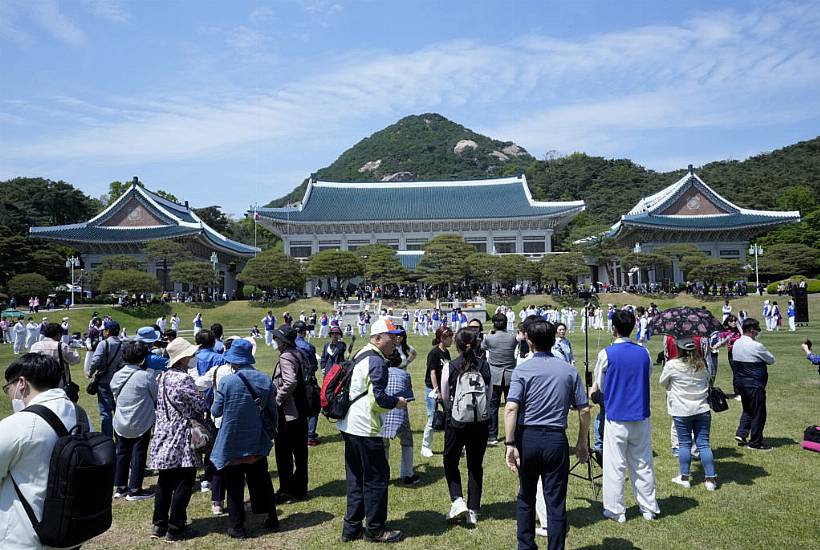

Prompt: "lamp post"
[748,244,763,293]
[65,256,80,307]
[210,251,218,302]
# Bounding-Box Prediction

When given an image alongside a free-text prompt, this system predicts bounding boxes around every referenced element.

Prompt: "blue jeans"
[97,382,115,438]
[673,412,716,477]
[422,386,436,449]
[307,415,318,440]
[593,412,603,451]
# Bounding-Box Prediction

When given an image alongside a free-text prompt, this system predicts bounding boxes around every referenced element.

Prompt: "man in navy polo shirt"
[591,309,660,523]
[504,318,590,550]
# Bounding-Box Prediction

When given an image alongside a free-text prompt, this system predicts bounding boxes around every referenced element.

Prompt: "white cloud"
[82,0,130,23]
[5,1,820,172]
[0,0,84,45]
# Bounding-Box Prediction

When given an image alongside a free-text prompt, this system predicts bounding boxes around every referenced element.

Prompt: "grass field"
[1,293,818,549]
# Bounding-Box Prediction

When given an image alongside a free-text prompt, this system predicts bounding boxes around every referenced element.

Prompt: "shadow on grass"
[764,437,797,448]
[400,510,457,538]
[403,464,445,488]
[655,494,698,517]
[576,538,643,550]
[311,478,347,498]
[712,446,743,459]
[278,510,334,532]
[479,500,516,521]
[717,460,768,486]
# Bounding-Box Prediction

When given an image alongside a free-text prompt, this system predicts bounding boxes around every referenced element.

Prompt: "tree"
[170,261,219,294]
[142,240,193,290]
[679,254,708,281]
[99,255,143,272]
[777,185,816,213]
[759,207,820,249]
[417,234,473,288]
[355,245,407,286]
[465,253,499,285]
[99,269,161,295]
[238,249,304,292]
[306,250,364,293]
[193,206,232,234]
[620,252,672,282]
[758,243,820,280]
[688,259,748,286]
[102,179,139,206]
[572,226,626,284]
[540,252,590,287]
[29,250,69,283]
[8,273,52,300]
[154,190,179,203]
[229,216,280,250]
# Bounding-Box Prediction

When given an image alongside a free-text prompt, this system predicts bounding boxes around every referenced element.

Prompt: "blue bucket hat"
[136,326,160,343]
[223,338,255,366]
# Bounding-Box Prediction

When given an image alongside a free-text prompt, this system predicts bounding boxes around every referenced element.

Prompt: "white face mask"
[11,381,26,413]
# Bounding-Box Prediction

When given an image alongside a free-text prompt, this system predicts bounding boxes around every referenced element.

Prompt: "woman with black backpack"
[440,328,492,528]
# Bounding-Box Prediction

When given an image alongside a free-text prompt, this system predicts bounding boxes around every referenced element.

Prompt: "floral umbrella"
[649,306,723,338]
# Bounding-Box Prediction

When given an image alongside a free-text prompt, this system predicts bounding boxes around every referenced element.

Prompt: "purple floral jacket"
[149,368,207,470]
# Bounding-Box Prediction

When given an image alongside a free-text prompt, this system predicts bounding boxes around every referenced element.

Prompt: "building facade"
[29,182,259,295]
[585,167,801,286]
[254,175,586,259]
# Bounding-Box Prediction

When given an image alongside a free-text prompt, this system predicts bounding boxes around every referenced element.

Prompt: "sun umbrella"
[649,306,723,338]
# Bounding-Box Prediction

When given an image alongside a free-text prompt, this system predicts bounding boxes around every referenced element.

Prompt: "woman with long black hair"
[440,328,492,527]
[421,326,453,457]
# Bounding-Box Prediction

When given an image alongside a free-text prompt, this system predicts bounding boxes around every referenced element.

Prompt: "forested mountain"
[265,113,533,207]
[267,113,820,227]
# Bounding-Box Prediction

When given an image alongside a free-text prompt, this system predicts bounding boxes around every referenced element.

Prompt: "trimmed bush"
[766,277,820,294]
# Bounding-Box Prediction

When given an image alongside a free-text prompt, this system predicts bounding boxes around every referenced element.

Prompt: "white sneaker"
[200,480,210,492]
[535,527,549,537]
[447,498,468,522]
[642,511,657,521]
[671,475,691,489]
[211,503,224,515]
[420,446,434,458]
[466,509,478,527]
[704,480,718,491]
[734,395,742,401]
[603,509,626,524]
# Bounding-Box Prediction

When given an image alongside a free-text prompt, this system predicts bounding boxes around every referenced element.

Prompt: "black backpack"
[11,404,115,548]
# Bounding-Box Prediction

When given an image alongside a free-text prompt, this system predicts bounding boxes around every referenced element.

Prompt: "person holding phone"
[801,339,820,387]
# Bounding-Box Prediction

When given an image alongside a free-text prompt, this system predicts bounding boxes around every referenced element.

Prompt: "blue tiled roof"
[30,184,260,256]
[397,252,424,271]
[257,177,584,222]
[621,212,799,230]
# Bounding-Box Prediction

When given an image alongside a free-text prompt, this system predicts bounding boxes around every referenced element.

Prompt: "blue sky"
[2,0,820,216]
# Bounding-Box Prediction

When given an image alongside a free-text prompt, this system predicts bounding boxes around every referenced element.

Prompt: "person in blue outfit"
[802,339,820,387]
[210,338,279,539]
[195,329,224,377]
[504,319,590,550]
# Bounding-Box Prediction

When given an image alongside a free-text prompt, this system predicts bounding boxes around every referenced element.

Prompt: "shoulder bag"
[236,371,278,440]
[707,377,729,413]
[162,373,215,453]
[57,344,80,403]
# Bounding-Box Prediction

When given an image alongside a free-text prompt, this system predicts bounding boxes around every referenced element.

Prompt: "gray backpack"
[450,369,489,426]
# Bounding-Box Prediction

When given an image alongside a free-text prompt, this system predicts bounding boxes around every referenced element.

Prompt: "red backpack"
[320,350,378,420]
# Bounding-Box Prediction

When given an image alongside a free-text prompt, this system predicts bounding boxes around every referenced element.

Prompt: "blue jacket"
[210,366,277,470]
[196,348,224,377]
[296,336,318,375]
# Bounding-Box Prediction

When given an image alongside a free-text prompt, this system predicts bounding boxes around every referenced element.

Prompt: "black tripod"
[569,298,602,499]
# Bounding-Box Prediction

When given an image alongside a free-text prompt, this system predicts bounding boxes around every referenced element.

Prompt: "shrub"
[766,277,820,294]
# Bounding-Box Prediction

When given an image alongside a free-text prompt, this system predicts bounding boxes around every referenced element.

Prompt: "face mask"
[11,381,26,413]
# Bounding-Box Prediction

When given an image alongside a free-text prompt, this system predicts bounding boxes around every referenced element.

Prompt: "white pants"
[13,335,25,354]
[419,323,428,336]
[319,325,328,338]
[265,330,273,347]
[603,418,660,516]
[789,317,796,331]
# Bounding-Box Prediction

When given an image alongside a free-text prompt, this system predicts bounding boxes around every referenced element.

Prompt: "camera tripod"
[568,297,602,499]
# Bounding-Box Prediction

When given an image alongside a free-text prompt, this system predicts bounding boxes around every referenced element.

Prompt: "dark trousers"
[97,383,115,438]
[443,421,489,510]
[736,386,767,447]
[488,382,510,442]
[516,427,569,550]
[221,458,277,529]
[114,429,151,492]
[152,467,196,532]
[341,432,390,539]
[274,414,309,499]
[728,351,739,395]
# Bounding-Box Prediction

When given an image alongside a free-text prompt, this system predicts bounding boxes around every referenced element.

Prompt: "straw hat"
[166,337,198,368]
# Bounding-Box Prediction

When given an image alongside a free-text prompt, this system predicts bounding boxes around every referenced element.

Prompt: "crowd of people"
[0,290,812,549]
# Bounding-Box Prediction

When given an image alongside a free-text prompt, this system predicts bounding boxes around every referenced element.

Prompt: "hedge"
[766,277,820,294]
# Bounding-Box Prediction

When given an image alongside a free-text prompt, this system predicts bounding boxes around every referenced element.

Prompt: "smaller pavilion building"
[30,180,259,295]
[586,166,800,286]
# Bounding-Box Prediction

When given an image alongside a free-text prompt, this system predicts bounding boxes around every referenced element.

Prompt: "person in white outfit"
[590,309,660,523]
[170,314,180,332]
[721,301,732,324]
[0,353,92,549]
[25,318,39,350]
[12,319,27,354]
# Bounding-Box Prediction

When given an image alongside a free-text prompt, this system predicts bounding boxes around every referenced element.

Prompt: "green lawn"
[1,294,818,549]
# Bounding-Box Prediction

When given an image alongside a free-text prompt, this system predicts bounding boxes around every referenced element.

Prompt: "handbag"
[237,372,278,440]
[707,381,729,413]
[57,345,80,403]
[86,341,121,396]
[162,374,216,453]
[431,401,446,431]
